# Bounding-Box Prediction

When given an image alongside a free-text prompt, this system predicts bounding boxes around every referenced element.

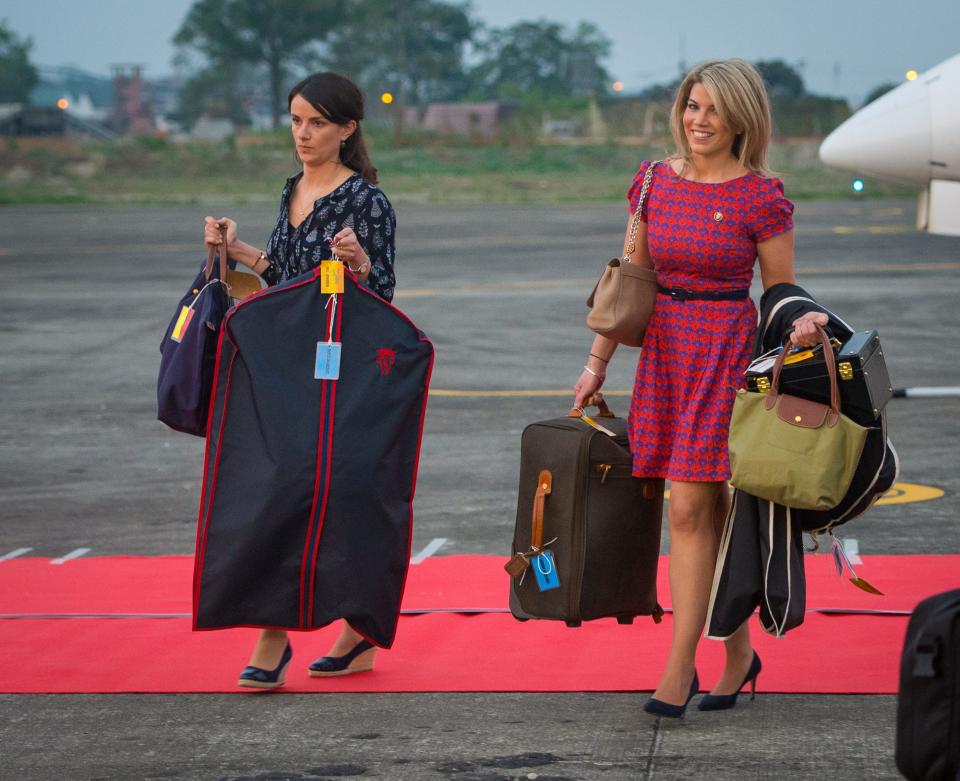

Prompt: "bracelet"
[348,259,371,274]
[255,250,270,272]
[583,365,605,381]
[589,352,610,364]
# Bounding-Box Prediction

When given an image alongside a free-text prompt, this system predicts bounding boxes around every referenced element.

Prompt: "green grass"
[0,134,914,207]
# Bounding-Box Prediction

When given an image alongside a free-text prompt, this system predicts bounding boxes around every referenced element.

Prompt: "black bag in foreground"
[506,396,664,626]
[157,237,230,436]
[896,589,960,781]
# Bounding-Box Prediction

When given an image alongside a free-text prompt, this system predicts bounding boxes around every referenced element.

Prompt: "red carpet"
[0,554,956,694]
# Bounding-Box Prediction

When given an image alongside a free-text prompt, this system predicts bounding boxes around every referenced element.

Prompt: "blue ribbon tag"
[532,551,560,591]
[314,342,341,380]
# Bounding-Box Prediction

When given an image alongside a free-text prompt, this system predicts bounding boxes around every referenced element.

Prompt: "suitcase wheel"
[616,616,635,625]
[514,616,529,622]
[651,603,665,624]
[565,620,582,628]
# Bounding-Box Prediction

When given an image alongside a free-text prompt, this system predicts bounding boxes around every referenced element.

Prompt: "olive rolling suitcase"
[896,589,960,781]
[506,397,664,627]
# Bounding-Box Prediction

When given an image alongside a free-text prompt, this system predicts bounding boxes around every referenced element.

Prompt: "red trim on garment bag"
[299,359,329,630]
[192,324,229,621]
[350,269,437,647]
[306,288,343,626]
[192,274,319,628]
[192,349,237,627]
[391,342,435,646]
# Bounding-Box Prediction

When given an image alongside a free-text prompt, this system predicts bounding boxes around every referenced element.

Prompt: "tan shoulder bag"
[585,161,660,347]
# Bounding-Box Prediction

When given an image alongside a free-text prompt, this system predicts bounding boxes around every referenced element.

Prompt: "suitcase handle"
[568,393,614,419]
[531,470,553,549]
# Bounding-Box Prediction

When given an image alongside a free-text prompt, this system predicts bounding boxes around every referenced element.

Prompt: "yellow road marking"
[397,278,591,298]
[876,482,944,505]
[802,261,960,274]
[661,481,942,505]
[831,225,913,234]
[396,262,960,298]
[429,389,631,398]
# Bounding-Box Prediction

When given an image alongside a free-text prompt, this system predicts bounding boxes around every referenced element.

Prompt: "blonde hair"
[669,59,773,176]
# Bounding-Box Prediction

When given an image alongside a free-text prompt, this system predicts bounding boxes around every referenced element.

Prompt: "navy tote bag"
[157,235,230,436]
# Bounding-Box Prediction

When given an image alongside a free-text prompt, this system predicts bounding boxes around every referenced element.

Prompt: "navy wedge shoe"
[698,652,762,711]
[642,670,699,719]
[237,642,293,690]
[308,639,377,677]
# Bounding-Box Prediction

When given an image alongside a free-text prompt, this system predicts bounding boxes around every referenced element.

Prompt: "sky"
[5,0,960,105]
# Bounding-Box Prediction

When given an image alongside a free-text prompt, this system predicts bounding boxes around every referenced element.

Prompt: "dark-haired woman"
[202,72,396,688]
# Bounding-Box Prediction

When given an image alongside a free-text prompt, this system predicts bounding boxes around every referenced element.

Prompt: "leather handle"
[568,393,614,419]
[203,225,228,283]
[771,324,840,416]
[530,470,553,550]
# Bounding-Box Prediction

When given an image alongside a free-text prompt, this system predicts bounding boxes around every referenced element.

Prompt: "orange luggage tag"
[831,534,884,595]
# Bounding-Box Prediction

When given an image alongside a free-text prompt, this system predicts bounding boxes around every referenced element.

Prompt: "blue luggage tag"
[532,551,560,591]
[314,342,341,380]
[315,293,341,380]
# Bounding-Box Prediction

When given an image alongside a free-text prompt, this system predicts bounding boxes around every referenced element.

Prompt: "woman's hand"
[203,216,237,250]
[573,369,604,410]
[331,227,370,274]
[790,311,830,347]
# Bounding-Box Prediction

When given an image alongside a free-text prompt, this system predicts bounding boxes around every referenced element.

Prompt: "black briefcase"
[896,589,960,780]
[746,330,893,426]
[506,397,664,627]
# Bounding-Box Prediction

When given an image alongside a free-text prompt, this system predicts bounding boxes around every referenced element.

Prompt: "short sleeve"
[749,178,794,242]
[626,160,653,220]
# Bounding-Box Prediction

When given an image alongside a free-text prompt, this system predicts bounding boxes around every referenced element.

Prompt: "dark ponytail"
[287,72,379,185]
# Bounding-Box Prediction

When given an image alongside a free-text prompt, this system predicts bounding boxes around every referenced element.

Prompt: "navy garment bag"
[157,238,230,436]
[192,267,433,648]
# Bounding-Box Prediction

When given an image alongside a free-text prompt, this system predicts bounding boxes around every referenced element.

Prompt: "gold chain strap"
[623,160,661,261]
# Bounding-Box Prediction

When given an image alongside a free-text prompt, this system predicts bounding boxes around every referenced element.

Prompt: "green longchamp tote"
[728,325,868,510]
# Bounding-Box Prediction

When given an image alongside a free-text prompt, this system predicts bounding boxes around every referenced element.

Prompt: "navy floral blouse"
[262,172,397,302]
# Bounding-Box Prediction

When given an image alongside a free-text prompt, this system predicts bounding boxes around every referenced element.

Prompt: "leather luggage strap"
[203,226,228,283]
[567,392,615,419]
[766,323,841,426]
[531,470,553,550]
[658,285,749,301]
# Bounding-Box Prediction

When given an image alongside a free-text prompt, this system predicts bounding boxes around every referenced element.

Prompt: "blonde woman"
[573,59,826,717]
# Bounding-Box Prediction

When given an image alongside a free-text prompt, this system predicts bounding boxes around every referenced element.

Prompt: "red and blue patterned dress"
[626,160,794,482]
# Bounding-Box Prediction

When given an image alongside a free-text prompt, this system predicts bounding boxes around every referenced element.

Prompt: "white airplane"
[819,52,960,236]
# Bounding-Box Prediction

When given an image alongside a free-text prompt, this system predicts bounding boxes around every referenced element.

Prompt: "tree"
[173,0,338,128]
[863,82,898,107]
[470,20,611,101]
[0,20,39,104]
[325,0,474,105]
[754,60,805,100]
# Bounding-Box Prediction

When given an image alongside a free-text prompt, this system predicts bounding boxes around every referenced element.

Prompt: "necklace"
[293,161,344,219]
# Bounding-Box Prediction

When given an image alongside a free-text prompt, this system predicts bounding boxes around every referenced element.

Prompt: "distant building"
[0,104,115,139]
[190,116,236,141]
[401,101,515,139]
[110,65,155,134]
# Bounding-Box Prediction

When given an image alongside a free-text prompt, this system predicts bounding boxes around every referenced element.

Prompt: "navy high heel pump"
[237,642,293,689]
[642,670,699,719]
[308,639,376,677]
[698,652,762,711]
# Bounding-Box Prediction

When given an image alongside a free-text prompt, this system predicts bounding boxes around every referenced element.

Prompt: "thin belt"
[658,285,750,301]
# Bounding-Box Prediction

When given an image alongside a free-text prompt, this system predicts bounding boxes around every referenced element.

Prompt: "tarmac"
[1,197,958,780]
